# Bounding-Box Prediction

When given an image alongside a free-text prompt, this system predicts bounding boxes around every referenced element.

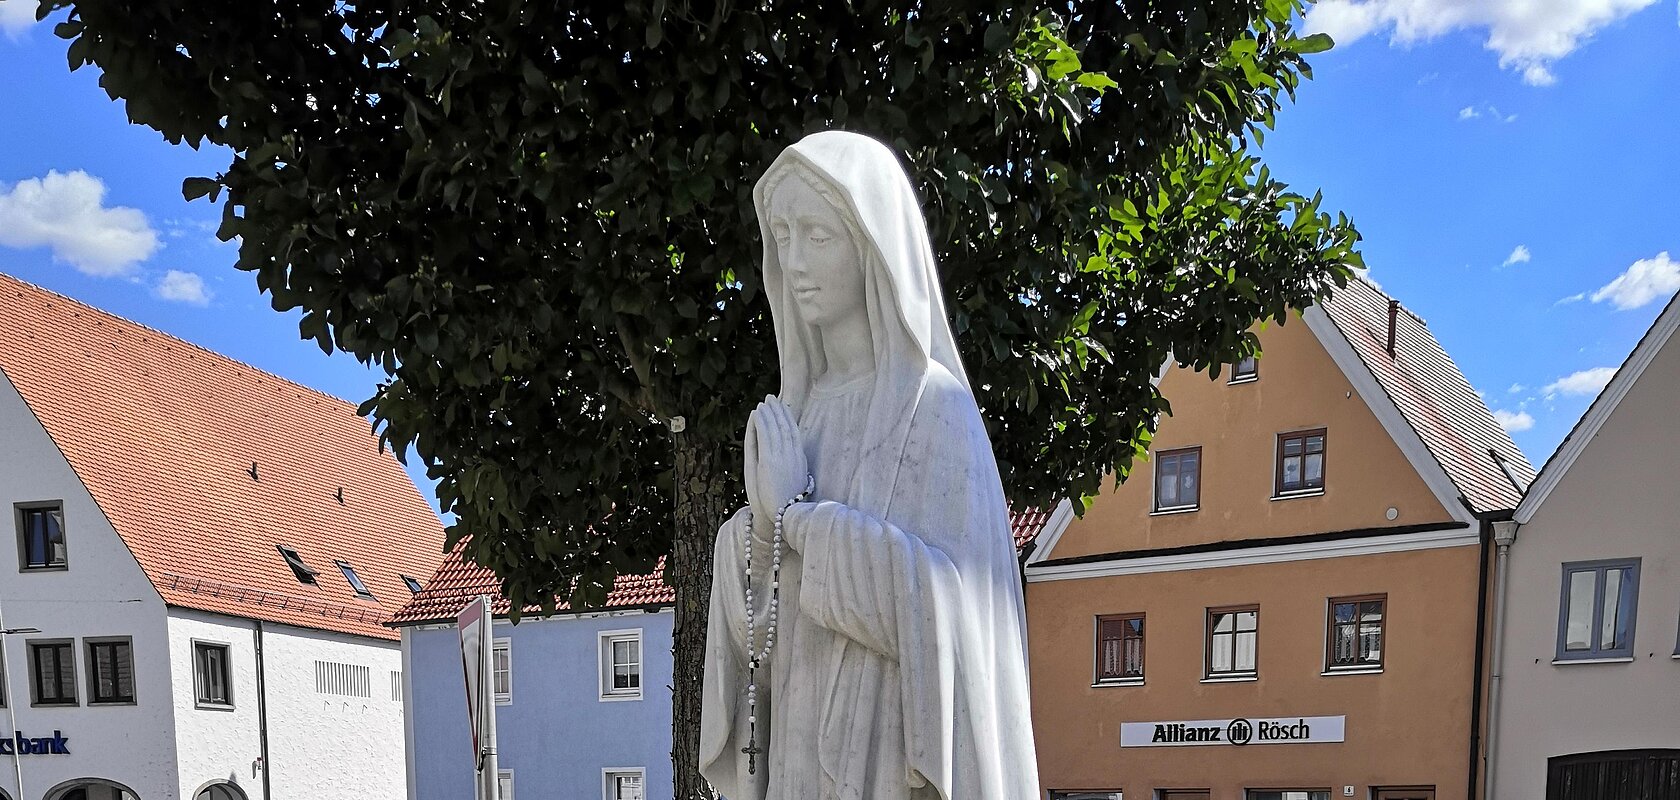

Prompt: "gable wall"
[1048,317,1455,561]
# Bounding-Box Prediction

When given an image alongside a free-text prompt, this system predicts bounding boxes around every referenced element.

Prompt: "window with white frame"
[1557,558,1640,661]
[599,629,642,700]
[493,638,512,704]
[604,769,645,800]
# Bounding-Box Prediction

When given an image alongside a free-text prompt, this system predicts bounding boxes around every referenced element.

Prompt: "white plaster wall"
[167,611,263,800]
[259,623,406,800]
[0,368,179,800]
[1492,336,1680,798]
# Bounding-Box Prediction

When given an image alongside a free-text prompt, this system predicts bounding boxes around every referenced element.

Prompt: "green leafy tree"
[45,0,1359,794]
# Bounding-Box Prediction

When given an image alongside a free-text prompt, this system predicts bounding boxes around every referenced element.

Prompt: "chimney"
[1385,300,1399,357]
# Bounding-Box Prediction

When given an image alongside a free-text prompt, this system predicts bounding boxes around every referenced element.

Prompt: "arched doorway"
[44,778,141,800]
[1548,749,1680,800]
[194,782,249,800]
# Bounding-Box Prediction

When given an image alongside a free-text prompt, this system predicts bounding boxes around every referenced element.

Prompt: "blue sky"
[1,1,1675,497]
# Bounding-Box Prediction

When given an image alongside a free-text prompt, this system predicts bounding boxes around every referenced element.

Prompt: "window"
[1095,614,1144,683]
[1231,355,1259,383]
[401,574,425,594]
[276,545,318,584]
[195,782,249,800]
[195,641,232,707]
[493,639,512,704]
[1327,595,1386,671]
[1248,792,1330,800]
[29,640,77,705]
[1206,607,1258,678]
[334,560,375,599]
[1153,447,1201,512]
[86,637,135,704]
[599,630,642,700]
[604,770,645,800]
[497,770,514,800]
[1557,559,1640,661]
[1275,429,1326,495]
[391,670,403,702]
[314,660,371,697]
[1051,793,1121,800]
[17,502,67,569]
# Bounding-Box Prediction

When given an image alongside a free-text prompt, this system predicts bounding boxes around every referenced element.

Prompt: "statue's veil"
[753,131,978,516]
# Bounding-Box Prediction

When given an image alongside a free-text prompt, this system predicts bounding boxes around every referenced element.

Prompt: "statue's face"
[769,174,865,330]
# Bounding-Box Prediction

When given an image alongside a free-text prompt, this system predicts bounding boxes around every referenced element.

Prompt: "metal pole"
[480,597,499,800]
[0,599,26,800]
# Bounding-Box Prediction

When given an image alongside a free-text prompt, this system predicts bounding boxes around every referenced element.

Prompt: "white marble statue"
[699,131,1041,800]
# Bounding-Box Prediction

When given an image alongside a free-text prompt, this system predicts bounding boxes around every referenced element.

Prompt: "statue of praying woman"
[699,131,1041,800]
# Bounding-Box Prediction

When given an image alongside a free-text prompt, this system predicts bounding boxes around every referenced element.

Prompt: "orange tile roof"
[392,507,1057,625]
[0,272,447,640]
[1319,277,1534,514]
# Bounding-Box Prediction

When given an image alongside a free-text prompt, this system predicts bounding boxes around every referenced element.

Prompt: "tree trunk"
[669,431,734,800]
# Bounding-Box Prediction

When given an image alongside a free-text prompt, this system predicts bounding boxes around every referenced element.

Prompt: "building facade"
[390,545,677,800]
[0,272,446,800]
[1486,295,1680,800]
[1025,279,1532,800]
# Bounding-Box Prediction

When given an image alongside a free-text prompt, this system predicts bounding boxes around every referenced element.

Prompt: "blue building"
[393,508,1053,800]
[392,543,674,800]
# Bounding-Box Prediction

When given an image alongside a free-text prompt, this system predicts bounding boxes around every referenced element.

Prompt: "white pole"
[0,599,25,800]
[479,597,499,800]
[1484,519,1519,800]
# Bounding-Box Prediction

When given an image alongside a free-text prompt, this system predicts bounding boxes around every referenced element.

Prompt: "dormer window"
[277,545,318,585]
[335,560,375,599]
[401,575,425,594]
[1230,355,1258,384]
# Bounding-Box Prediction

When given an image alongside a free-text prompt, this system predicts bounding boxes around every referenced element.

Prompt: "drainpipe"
[255,620,272,800]
[1483,520,1520,800]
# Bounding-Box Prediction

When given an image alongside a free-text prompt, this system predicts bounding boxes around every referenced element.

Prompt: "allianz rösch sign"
[1119,716,1345,747]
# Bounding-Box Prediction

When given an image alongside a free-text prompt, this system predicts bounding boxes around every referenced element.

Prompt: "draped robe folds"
[699,365,1039,800]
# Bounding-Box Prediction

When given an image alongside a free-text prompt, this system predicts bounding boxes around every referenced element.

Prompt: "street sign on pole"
[457,595,499,800]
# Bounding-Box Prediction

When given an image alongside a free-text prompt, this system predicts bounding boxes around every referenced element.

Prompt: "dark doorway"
[1548,749,1680,800]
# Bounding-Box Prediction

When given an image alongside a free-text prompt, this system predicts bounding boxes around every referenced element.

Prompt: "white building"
[0,273,447,800]
[1485,293,1680,799]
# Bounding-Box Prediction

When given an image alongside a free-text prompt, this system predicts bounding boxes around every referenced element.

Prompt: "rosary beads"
[739,473,814,775]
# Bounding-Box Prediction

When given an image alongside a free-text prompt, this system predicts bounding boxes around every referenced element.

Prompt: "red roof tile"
[1319,277,1534,514]
[0,272,447,640]
[392,507,1055,625]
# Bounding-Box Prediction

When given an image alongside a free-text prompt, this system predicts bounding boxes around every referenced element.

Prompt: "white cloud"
[1507,383,1525,393]
[1493,409,1535,432]
[154,270,212,305]
[1589,251,1680,310]
[1544,366,1617,397]
[1306,0,1658,85]
[1459,105,1480,120]
[1555,292,1586,306]
[1502,244,1531,267]
[0,0,37,38]
[0,170,159,276]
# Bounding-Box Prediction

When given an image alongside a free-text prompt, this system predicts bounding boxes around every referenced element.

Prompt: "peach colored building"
[1023,279,1533,800]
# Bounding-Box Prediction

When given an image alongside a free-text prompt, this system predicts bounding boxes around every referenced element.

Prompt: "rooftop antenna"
[247,462,259,482]
[335,487,345,505]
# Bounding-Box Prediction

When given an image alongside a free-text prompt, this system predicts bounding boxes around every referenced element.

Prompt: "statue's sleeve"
[700,506,771,800]
[784,500,960,656]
